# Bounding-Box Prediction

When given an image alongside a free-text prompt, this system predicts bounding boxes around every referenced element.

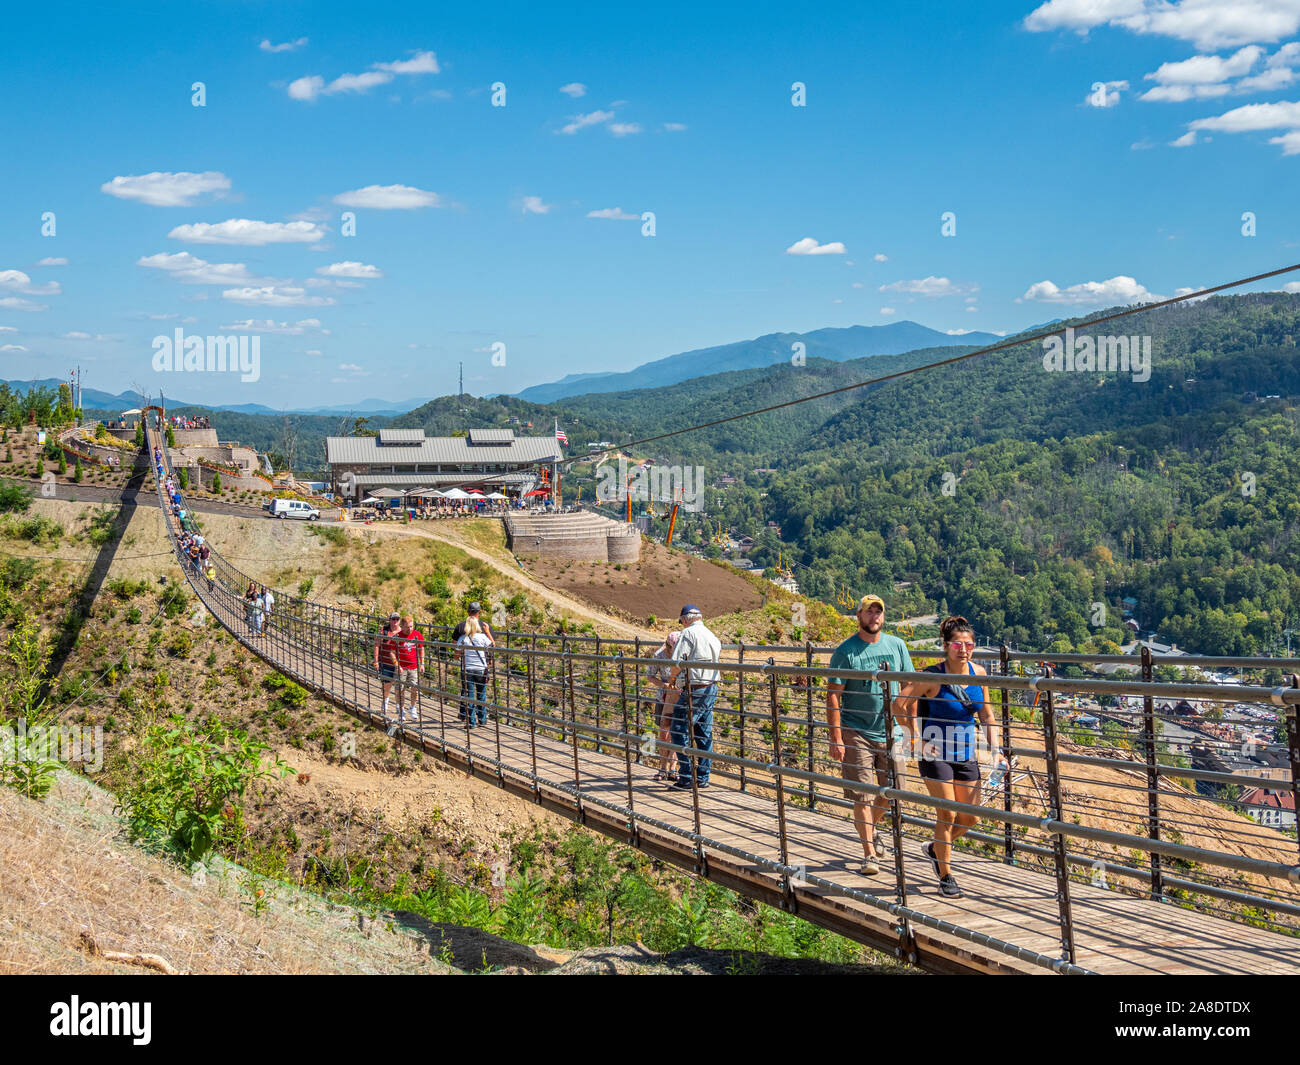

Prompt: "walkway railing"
[144,414,1300,973]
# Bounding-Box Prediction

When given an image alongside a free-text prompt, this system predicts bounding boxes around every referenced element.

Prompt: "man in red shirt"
[394,614,425,723]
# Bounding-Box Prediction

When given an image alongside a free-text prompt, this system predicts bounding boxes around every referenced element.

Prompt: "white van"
[269,498,321,520]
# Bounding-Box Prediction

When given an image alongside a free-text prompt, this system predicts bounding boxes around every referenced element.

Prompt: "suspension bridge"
[144,412,1300,975]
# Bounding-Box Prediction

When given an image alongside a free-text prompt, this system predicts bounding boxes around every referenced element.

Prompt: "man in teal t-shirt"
[827,594,915,876]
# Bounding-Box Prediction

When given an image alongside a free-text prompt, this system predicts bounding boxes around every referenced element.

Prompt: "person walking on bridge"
[394,614,424,723]
[374,611,401,719]
[668,604,721,791]
[899,615,1003,900]
[647,629,683,782]
[457,617,493,727]
[827,594,914,877]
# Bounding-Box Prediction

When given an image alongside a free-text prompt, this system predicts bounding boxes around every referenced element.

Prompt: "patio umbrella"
[403,487,431,497]
[487,492,508,499]
[523,489,549,497]
[442,487,470,499]
[371,488,404,499]
[360,496,382,505]
[120,408,143,417]
[466,491,486,498]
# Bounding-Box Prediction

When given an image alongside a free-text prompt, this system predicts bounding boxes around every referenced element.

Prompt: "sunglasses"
[947,640,975,650]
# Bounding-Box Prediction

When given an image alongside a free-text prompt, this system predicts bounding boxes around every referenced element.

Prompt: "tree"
[73,458,83,483]
[165,424,176,447]
[134,421,145,449]
[178,467,188,490]
[211,471,222,493]
[57,452,67,476]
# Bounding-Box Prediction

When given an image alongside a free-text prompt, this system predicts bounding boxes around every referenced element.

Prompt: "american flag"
[555,426,569,445]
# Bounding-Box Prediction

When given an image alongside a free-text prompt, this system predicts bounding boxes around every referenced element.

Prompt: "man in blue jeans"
[668,604,723,791]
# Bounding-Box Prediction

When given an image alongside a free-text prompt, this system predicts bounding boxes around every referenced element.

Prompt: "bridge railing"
[145,418,1300,971]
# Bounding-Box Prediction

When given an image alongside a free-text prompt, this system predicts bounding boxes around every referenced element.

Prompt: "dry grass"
[0,771,458,975]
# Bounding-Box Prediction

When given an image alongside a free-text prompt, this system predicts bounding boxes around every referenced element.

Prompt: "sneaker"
[939,874,964,899]
[923,842,940,878]
[857,857,880,877]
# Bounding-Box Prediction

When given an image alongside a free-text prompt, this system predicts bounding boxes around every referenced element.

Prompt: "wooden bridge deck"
[191,582,1300,975]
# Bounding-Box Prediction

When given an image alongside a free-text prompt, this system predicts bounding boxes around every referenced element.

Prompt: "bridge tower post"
[999,644,1014,864]
[1140,645,1164,900]
[768,660,794,911]
[1041,680,1077,964]
[883,682,916,964]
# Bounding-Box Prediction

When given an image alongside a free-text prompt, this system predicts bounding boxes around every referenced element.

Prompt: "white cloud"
[289,75,327,100]
[1190,97,1300,129]
[1087,79,1130,106]
[1,344,28,352]
[851,281,865,288]
[945,328,974,335]
[966,306,979,312]
[137,251,275,285]
[316,261,384,279]
[0,297,47,312]
[559,110,614,134]
[559,83,587,98]
[609,122,642,136]
[288,50,439,101]
[786,237,847,255]
[260,37,308,53]
[879,276,977,297]
[338,362,368,374]
[1174,284,1214,302]
[1170,129,1200,145]
[880,307,896,315]
[873,253,888,262]
[587,207,639,220]
[304,348,322,355]
[332,184,443,209]
[0,325,15,332]
[222,286,335,307]
[1021,275,1160,306]
[374,51,439,74]
[521,196,553,215]
[61,332,108,341]
[1269,128,1300,151]
[36,257,67,266]
[1024,0,1300,51]
[1140,44,1264,100]
[663,122,687,131]
[0,270,60,296]
[101,171,231,207]
[1281,281,1300,291]
[168,219,325,245]
[220,318,328,334]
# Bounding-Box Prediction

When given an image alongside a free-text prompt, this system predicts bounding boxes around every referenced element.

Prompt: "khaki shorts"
[841,731,898,802]
[395,667,419,690]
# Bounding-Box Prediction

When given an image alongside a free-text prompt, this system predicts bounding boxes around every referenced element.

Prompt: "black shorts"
[919,758,980,783]
[379,663,397,681]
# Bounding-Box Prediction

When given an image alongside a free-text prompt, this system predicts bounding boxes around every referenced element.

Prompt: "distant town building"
[1239,787,1297,830]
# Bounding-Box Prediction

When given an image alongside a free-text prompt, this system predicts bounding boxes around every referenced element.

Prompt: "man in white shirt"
[668,604,722,790]
[261,586,275,633]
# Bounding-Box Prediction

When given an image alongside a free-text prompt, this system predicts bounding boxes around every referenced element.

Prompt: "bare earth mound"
[527,539,765,623]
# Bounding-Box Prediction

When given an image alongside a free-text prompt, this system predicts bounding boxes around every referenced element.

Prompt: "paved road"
[14,476,304,521]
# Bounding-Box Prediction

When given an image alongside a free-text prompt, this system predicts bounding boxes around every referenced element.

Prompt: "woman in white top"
[457,616,493,727]
[647,630,682,781]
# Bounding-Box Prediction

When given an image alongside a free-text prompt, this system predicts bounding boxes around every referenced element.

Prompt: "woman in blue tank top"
[899,616,1004,900]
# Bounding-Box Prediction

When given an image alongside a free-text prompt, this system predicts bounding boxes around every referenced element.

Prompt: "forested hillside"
[566,293,1300,657]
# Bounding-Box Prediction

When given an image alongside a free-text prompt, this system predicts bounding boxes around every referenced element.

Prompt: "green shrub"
[167,632,193,658]
[57,452,67,475]
[0,480,33,514]
[117,714,292,861]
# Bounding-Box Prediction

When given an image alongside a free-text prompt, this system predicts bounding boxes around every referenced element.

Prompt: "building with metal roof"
[325,427,563,499]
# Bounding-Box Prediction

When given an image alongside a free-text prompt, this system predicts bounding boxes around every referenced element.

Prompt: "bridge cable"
[575,260,1300,462]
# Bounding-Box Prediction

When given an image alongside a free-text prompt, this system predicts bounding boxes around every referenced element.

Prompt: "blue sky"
[3,0,1300,408]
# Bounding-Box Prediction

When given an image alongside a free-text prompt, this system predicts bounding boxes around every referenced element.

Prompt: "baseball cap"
[388,611,401,619]
[679,603,702,619]
[665,630,681,647]
[468,601,482,612]
[857,594,884,612]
